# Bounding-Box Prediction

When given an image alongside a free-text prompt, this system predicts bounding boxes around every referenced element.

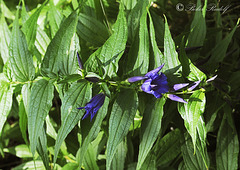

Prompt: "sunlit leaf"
[106,89,138,169]
[28,79,54,155]
[137,97,166,170]
[9,9,35,82]
[178,90,206,150]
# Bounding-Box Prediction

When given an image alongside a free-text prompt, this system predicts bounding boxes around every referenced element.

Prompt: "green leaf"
[3,144,32,158]
[62,163,78,170]
[22,2,46,51]
[206,19,239,72]
[163,15,181,82]
[127,0,149,43]
[186,0,206,61]
[35,28,50,56]
[181,136,209,170]
[18,97,28,144]
[3,61,13,81]
[155,129,182,167]
[106,89,138,169]
[140,152,157,170]
[84,5,128,78]
[48,0,63,38]
[148,11,164,70]
[0,1,15,20]
[179,38,206,81]
[83,143,99,170]
[77,13,109,47]
[28,79,54,155]
[9,9,35,82]
[41,11,78,78]
[0,80,13,135]
[77,97,109,167]
[178,90,206,150]
[60,34,79,75]
[216,106,239,170]
[121,0,137,10]
[37,126,50,170]
[54,82,91,163]
[110,140,127,170]
[12,160,45,170]
[197,116,207,147]
[131,9,149,76]
[0,14,11,64]
[137,97,166,170]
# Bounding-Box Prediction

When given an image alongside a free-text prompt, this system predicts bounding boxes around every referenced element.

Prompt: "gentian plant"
[0,0,239,170]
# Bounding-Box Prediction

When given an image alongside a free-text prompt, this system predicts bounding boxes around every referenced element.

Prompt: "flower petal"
[206,75,217,83]
[77,52,83,69]
[173,83,189,91]
[152,91,163,98]
[145,63,165,78]
[188,80,201,91]
[128,76,147,83]
[80,93,105,120]
[82,108,92,120]
[167,94,187,103]
[141,79,152,94]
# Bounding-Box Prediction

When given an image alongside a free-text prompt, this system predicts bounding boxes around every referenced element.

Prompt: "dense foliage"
[0,0,239,169]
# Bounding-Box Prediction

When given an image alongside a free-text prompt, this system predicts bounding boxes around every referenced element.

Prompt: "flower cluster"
[128,64,200,103]
[77,59,202,120]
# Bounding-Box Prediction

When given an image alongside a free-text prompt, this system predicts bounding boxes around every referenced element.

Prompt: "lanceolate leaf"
[9,9,35,82]
[182,137,209,170]
[77,97,109,167]
[0,14,11,64]
[41,11,78,78]
[19,97,28,144]
[28,79,54,155]
[148,11,164,70]
[179,38,206,81]
[155,128,182,166]
[60,34,79,75]
[35,28,50,56]
[206,19,239,72]
[178,90,206,150]
[0,80,13,134]
[163,15,181,82]
[106,89,138,170]
[84,5,128,78]
[48,0,63,38]
[37,126,50,170]
[137,97,166,170]
[22,2,46,51]
[77,13,109,47]
[54,82,91,164]
[110,140,127,170]
[186,0,206,61]
[131,9,149,76]
[216,106,239,170]
[127,0,149,43]
[83,143,99,170]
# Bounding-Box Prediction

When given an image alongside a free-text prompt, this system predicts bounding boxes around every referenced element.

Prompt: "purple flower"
[167,94,187,104]
[173,83,189,91]
[206,75,217,83]
[77,52,83,69]
[141,70,169,98]
[77,93,105,121]
[128,64,187,103]
[188,80,201,91]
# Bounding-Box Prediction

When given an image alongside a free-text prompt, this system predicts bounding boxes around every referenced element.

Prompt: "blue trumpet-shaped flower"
[78,93,105,120]
[128,64,188,103]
